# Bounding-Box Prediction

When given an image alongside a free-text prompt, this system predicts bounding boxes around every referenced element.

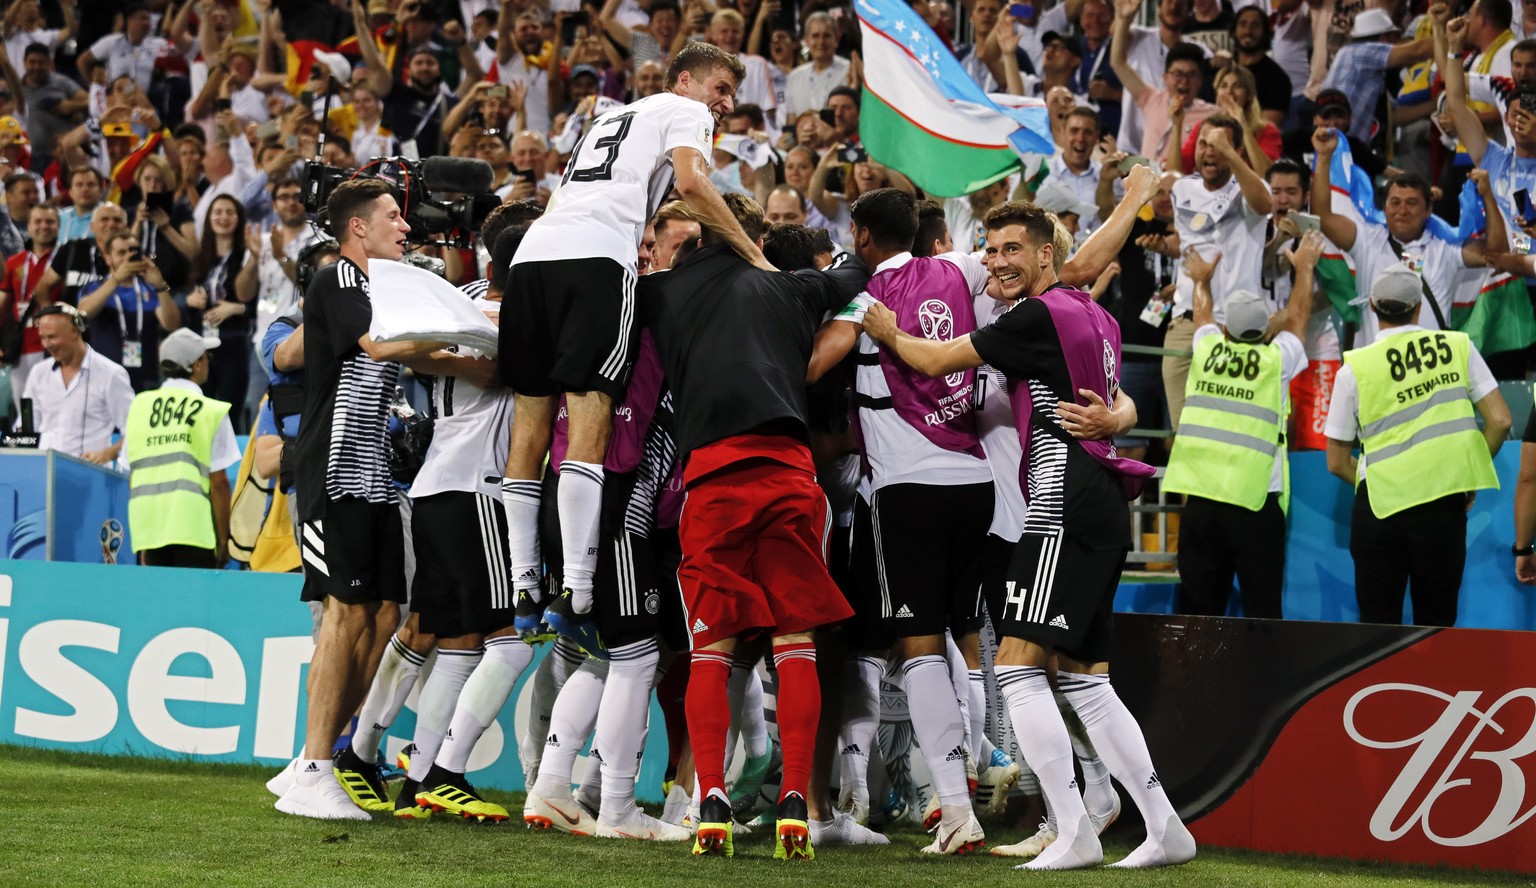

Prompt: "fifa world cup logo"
[100,519,123,565]
[918,299,964,387]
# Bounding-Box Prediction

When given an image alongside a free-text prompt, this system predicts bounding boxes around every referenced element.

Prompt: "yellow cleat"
[333,748,392,813]
[692,796,735,858]
[773,793,814,861]
[415,768,510,822]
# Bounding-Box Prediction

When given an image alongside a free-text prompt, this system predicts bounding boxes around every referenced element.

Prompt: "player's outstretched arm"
[862,302,983,377]
[672,146,776,271]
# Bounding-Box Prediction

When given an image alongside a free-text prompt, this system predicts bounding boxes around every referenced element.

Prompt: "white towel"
[367,259,500,356]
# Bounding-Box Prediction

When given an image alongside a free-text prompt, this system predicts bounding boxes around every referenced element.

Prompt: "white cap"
[1224,290,1271,343]
[1369,264,1424,311]
[1350,8,1397,39]
[1034,182,1098,220]
[159,328,220,372]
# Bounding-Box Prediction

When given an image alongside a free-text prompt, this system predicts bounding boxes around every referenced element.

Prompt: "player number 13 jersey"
[516,92,715,271]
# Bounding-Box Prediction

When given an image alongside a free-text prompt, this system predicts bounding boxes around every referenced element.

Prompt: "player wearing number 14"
[1324,265,1510,627]
[124,328,243,569]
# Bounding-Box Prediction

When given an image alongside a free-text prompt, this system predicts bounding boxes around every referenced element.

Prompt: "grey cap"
[1370,264,1424,312]
[1224,289,1270,343]
[160,327,220,372]
[1034,182,1098,220]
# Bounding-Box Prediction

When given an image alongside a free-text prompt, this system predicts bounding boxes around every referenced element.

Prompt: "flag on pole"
[853,0,1053,198]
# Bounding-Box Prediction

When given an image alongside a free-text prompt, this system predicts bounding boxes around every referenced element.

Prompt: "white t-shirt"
[88,34,175,91]
[1191,324,1306,491]
[1323,324,1497,481]
[1115,24,1171,154]
[974,292,1025,541]
[411,294,514,499]
[495,54,552,135]
[5,27,59,73]
[835,251,994,491]
[736,52,778,123]
[1270,6,1312,98]
[1172,174,1268,321]
[1346,222,1467,347]
[784,56,850,121]
[517,92,713,270]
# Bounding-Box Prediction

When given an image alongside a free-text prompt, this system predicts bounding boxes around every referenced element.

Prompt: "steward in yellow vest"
[124,329,239,569]
[1324,265,1510,626]
[1164,232,1322,619]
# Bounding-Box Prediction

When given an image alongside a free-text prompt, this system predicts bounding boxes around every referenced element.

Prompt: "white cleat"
[810,809,890,846]
[920,810,985,855]
[920,791,941,832]
[1089,792,1123,836]
[275,771,372,821]
[1020,813,1103,871]
[660,784,691,825]
[596,810,693,841]
[524,792,598,836]
[990,819,1056,859]
[1108,814,1197,868]
[975,762,1022,816]
[836,784,871,826]
[266,757,299,799]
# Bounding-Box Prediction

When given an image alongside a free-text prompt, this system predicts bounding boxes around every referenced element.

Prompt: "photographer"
[76,231,181,391]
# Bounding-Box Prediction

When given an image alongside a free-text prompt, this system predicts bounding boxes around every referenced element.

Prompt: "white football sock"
[726,661,769,764]
[941,635,975,765]
[351,634,425,764]
[531,658,608,799]
[968,669,988,763]
[556,461,604,612]
[405,648,482,782]
[839,655,883,809]
[597,638,661,823]
[501,479,543,596]
[996,665,1098,870]
[438,635,533,774]
[1057,671,1194,867]
[521,637,585,781]
[1058,689,1116,818]
[900,654,970,807]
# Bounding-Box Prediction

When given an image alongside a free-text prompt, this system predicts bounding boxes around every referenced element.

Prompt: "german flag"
[284,40,334,95]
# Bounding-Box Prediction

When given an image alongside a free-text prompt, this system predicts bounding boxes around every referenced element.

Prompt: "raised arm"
[1437,10,1487,164]
[1061,162,1159,287]
[1182,244,1220,329]
[1110,0,1153,103]
[1281,230,1323,339]
[598,0,634,51]
[806,144,845,219]
[1204,124,1272,215]
[1308,126,1358,250]
[673,145,774,271]
[350,0,393,97]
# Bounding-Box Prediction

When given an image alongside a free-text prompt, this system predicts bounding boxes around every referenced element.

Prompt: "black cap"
[1315,89,1350,116]
[1042,30,1082,56]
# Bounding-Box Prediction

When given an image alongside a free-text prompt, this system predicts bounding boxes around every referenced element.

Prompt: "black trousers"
[1350,481,1466,627]
[1176,493,1287,619]
[141,544,219,569]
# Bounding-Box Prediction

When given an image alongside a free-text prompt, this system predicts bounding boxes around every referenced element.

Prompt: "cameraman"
[77,231,181,391]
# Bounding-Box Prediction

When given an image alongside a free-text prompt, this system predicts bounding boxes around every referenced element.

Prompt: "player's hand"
[1058,389,1118,440]
[1311,125,1338,157]
[1125,161,1158,204]
[862,301,899,344]
[1182,246,1220,283]
[1282,230,1324,270]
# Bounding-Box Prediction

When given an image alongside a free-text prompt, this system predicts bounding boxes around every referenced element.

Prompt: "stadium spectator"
[1226,5,1291,125]
[1111,0,1213,166]
[1,202,56,398]
[1175,65,1279,176]
[1029,106,1105,232]
[1437,10,1535,228]
[39,198,122,306]
[20,302,133,464]
[186,193,258,420]
[493,10,555,135]
[77,229,180,391]
[77,1,194,93]
[192,117,260,238]
[1316,7,1435,144]
[1,0,74,75]
[1111,0,1195,152]
[784,13,849,121]
[599,0,682,68]
[1279,88,1392,178]
[57,166,101,244]
[705,9,778,130]
[19,42,85,174]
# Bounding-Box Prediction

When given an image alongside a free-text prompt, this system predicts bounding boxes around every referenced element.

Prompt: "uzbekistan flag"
[854,0,1053,197]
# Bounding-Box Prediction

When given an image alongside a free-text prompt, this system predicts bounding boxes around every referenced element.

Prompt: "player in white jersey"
[498,42,774,654]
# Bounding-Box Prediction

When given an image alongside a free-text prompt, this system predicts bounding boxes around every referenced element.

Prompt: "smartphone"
[839,143,867,163]
[1515,189,1533,221]
[1118,154,1150,173]
[256,120,281,140]
[560,12,587,44]
[487,85,509,99]
[516,167,538,184]
[1291,211,1321,233]
[819,108,837,128]
[1008,2,1033,17]
[144,191,174,215]
[128,246,143,262]
[285,134,300,151]
[214,98,232,113]
[298,89,314,106]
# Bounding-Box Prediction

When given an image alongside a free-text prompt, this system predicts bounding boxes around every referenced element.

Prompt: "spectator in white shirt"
[784,13,850,121]
[2,0,73,74]
[77,2,192,92]
[1027,106,1106,233]
[20,303,134,464]
[192,112,259,239]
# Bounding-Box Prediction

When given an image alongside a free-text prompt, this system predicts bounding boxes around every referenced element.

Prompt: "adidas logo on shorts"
[1147,773,1161,790]
[691,618,709,634]
[1049,614,1070,630]
[895,604,914,618]
[841,743,863,756]
[944,744,966,762]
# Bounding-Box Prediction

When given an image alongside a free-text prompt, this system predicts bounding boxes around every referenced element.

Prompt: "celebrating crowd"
[1,0,1533,869]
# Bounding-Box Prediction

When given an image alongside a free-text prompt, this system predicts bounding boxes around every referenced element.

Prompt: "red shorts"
[1288,359,1340,452]
[678,437,852,649]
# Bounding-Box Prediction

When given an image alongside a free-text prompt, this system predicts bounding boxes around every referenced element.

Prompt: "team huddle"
[264,42,1195,870]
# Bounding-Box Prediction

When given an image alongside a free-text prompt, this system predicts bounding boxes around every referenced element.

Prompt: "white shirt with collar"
[193,134,259,239]
[1042,153,1104,232]
[1346,221,1467,347]
[21,345,134,458]
[1323,323,1497,483]
[784,56,851,120]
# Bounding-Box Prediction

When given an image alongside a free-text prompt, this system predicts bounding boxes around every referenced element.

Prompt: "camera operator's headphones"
[34,303,87,333]
[295,239,340,294]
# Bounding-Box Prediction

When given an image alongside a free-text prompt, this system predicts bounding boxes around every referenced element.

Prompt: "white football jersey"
[410,294,515,500]
[516,92,715,271]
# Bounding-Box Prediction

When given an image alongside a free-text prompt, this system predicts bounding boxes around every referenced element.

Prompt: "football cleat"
[393,778,433,820]
[810,809,891,846]
[692,795,735,858]
[525,792,598,835]
[773,793,814,861]
[597,811,693,841]
[415,766,510,822]
[1090,792,1123,836]
[333,746,392,813]
[921,810,985,855]
[661,783,691,826]
[991,819,1056,859]
[543,590,609,659]
[396,743,415,774]
[868,788,909,828]
[275,769,372,821]
[921,791,942,832]
[266,757,299,799]
[975,758,1022,816]
[729,743,779,818]
[515,588,555,643]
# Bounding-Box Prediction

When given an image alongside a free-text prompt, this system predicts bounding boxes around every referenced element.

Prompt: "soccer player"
[862,183,1197,870]
[644,194,859,860]
[275,180,445,821]
[499,42,772,652]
